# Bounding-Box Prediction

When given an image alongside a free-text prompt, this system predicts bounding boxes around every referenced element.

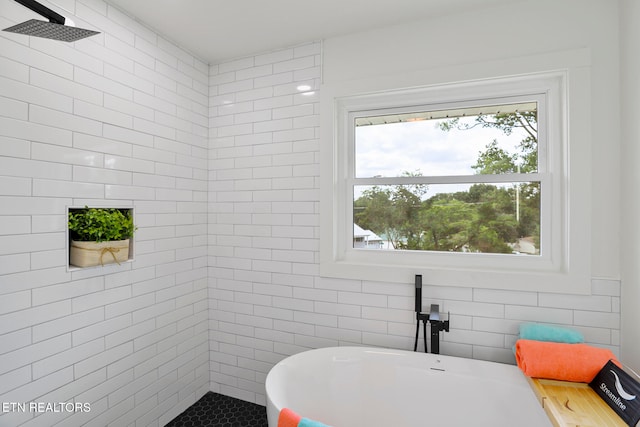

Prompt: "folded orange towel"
[278,408,302,427]
[515,339,620,383]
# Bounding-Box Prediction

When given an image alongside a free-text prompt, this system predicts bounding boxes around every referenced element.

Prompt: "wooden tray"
[527,377,627,427]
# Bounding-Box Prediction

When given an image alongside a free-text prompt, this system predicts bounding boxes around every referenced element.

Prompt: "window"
[320,68,592,294]
[352,99,542,256]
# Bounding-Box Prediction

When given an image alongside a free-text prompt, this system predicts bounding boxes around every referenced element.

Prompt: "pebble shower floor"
[165,392,269,427]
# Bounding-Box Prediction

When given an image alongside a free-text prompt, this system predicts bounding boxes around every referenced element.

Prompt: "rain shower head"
[3,0,100,42]
[4,19,100,42]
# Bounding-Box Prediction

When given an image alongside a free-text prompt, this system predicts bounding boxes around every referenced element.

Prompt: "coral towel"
[278,408,302,427]
[278,408,332,427]
[515,339,620,383]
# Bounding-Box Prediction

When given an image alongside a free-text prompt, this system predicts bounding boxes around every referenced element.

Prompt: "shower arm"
[12,0,66,25]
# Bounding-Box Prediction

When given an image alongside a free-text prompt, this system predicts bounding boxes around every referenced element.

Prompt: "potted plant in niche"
[68,207,135,268]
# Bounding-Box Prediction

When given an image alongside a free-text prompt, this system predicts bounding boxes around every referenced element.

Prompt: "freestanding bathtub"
[265,346,551,427]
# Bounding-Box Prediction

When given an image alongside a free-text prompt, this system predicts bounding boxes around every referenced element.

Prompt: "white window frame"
[320,67,592,294]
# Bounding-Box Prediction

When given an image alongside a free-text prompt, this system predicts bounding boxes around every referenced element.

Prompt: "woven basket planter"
[70,239,130,268]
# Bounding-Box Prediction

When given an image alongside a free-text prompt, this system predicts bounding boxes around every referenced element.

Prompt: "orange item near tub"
[515,339,620,383]
[278,408,302,427]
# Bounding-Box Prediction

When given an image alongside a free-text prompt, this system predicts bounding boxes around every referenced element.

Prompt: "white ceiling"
[105,0,512,64]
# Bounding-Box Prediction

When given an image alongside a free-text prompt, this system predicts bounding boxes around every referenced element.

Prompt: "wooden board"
[527,377,627,427]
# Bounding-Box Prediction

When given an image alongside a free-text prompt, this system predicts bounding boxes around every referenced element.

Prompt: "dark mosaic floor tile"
[165,392,269,427]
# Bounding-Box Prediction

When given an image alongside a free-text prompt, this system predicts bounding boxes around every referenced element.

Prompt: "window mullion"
[352,173,543,186]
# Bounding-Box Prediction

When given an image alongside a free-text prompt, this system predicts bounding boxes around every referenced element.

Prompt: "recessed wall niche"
[67,206,135,270]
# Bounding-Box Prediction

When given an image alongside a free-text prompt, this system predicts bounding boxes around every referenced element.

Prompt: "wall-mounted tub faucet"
[413,275,450,354]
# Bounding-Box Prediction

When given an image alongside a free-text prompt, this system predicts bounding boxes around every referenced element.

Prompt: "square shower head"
[3,18,100,42]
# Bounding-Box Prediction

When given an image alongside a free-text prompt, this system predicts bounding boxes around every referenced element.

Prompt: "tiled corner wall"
[0,0,209,425]
[207,42,622,405]
[207,43,323,404]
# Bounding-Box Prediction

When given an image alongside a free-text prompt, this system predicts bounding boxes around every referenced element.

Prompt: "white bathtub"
[265,346,551,427]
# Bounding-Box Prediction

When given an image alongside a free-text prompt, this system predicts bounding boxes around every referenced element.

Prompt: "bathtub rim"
[265,345,550,427]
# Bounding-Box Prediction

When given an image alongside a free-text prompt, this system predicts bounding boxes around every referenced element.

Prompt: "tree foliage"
[355,172,428,249]
[441,110,538,174]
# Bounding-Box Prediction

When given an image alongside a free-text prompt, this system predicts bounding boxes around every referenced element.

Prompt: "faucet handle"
[444,311,450,332]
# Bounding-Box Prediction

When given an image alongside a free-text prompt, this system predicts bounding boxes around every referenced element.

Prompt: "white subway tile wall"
[0,1,623,425]
[207,42,621,406]
[0,0,209,426]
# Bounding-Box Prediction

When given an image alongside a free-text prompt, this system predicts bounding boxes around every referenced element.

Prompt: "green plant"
[68,207,135,242]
